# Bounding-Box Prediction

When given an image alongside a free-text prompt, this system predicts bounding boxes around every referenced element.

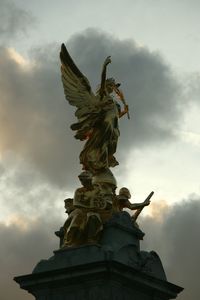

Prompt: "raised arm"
[99,56,111,99]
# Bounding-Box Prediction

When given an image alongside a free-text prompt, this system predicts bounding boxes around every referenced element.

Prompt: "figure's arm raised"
[99,56,111,99]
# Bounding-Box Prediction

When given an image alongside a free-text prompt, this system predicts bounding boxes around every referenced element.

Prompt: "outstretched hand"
[143,198,151,206]
[103,56,111,66]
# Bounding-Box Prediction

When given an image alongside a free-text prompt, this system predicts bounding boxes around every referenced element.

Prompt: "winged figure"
[60,44,129,175]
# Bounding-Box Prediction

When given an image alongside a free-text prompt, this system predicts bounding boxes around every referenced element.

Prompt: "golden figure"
[59,45,152,248]
[60,45,129,175]
[114,187,153,221]
[62,198,85,247]
[62,172,104,247]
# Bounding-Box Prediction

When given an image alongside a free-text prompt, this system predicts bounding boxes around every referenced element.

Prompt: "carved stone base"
[14,212,183,300]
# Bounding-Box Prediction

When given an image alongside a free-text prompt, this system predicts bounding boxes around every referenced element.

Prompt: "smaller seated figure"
[91,168,117,212]
[114,187,153,223]
[73,171,103,244]
[61,172,105,248]
[55,198,74,247]
[62,198,86,247]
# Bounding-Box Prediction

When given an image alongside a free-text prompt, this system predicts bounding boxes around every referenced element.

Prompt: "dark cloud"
[0,154,69,220]
[67,29,182,149]
[0,29,183,189]
[0,197,199,299]
[140,195,200,300]
[0,216,60,300]
[0,45,80,188]
[0,0,35,40]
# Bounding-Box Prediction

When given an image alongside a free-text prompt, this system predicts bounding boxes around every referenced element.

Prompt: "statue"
[62,198,84,247]
[55,198,86,248]
[59,44,152,247]
[114,188,152,211]
[13,45,183,300]
[60,45,129,177]
[114,188,153,224]
[61,173,103,247]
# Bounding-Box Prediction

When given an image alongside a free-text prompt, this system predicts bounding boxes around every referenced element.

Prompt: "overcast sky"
[0,1,199,299]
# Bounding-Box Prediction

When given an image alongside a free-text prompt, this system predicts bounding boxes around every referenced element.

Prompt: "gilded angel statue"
[60,44,129,175]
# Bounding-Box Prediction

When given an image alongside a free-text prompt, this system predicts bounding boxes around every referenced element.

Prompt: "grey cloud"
[0,216,60,300]
[0,0,34,40]
[67,29,182,149]
[0,155,69,220]
[0,45,80,188]
[0,29,183,189]
[140,195,200,300]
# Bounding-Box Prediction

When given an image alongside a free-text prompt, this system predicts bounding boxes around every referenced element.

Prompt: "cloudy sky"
[0,0,200,299]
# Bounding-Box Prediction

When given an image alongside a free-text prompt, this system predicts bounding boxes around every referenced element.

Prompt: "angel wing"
[60,44,100,140]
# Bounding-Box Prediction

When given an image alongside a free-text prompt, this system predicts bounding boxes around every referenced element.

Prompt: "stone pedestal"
[14,212,183,300]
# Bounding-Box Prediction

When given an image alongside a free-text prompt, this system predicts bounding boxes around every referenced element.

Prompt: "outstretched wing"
[60,44,99,123]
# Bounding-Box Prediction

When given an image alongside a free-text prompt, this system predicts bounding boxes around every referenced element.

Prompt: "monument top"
[59,44,152,248]
[13,44,183,300]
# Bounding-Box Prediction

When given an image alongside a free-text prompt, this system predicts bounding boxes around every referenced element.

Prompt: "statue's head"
[64,198,74,213]
[106,78,120,94]
[96,77,120,95]
[119,187,131,199]
[78,171,92,187]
